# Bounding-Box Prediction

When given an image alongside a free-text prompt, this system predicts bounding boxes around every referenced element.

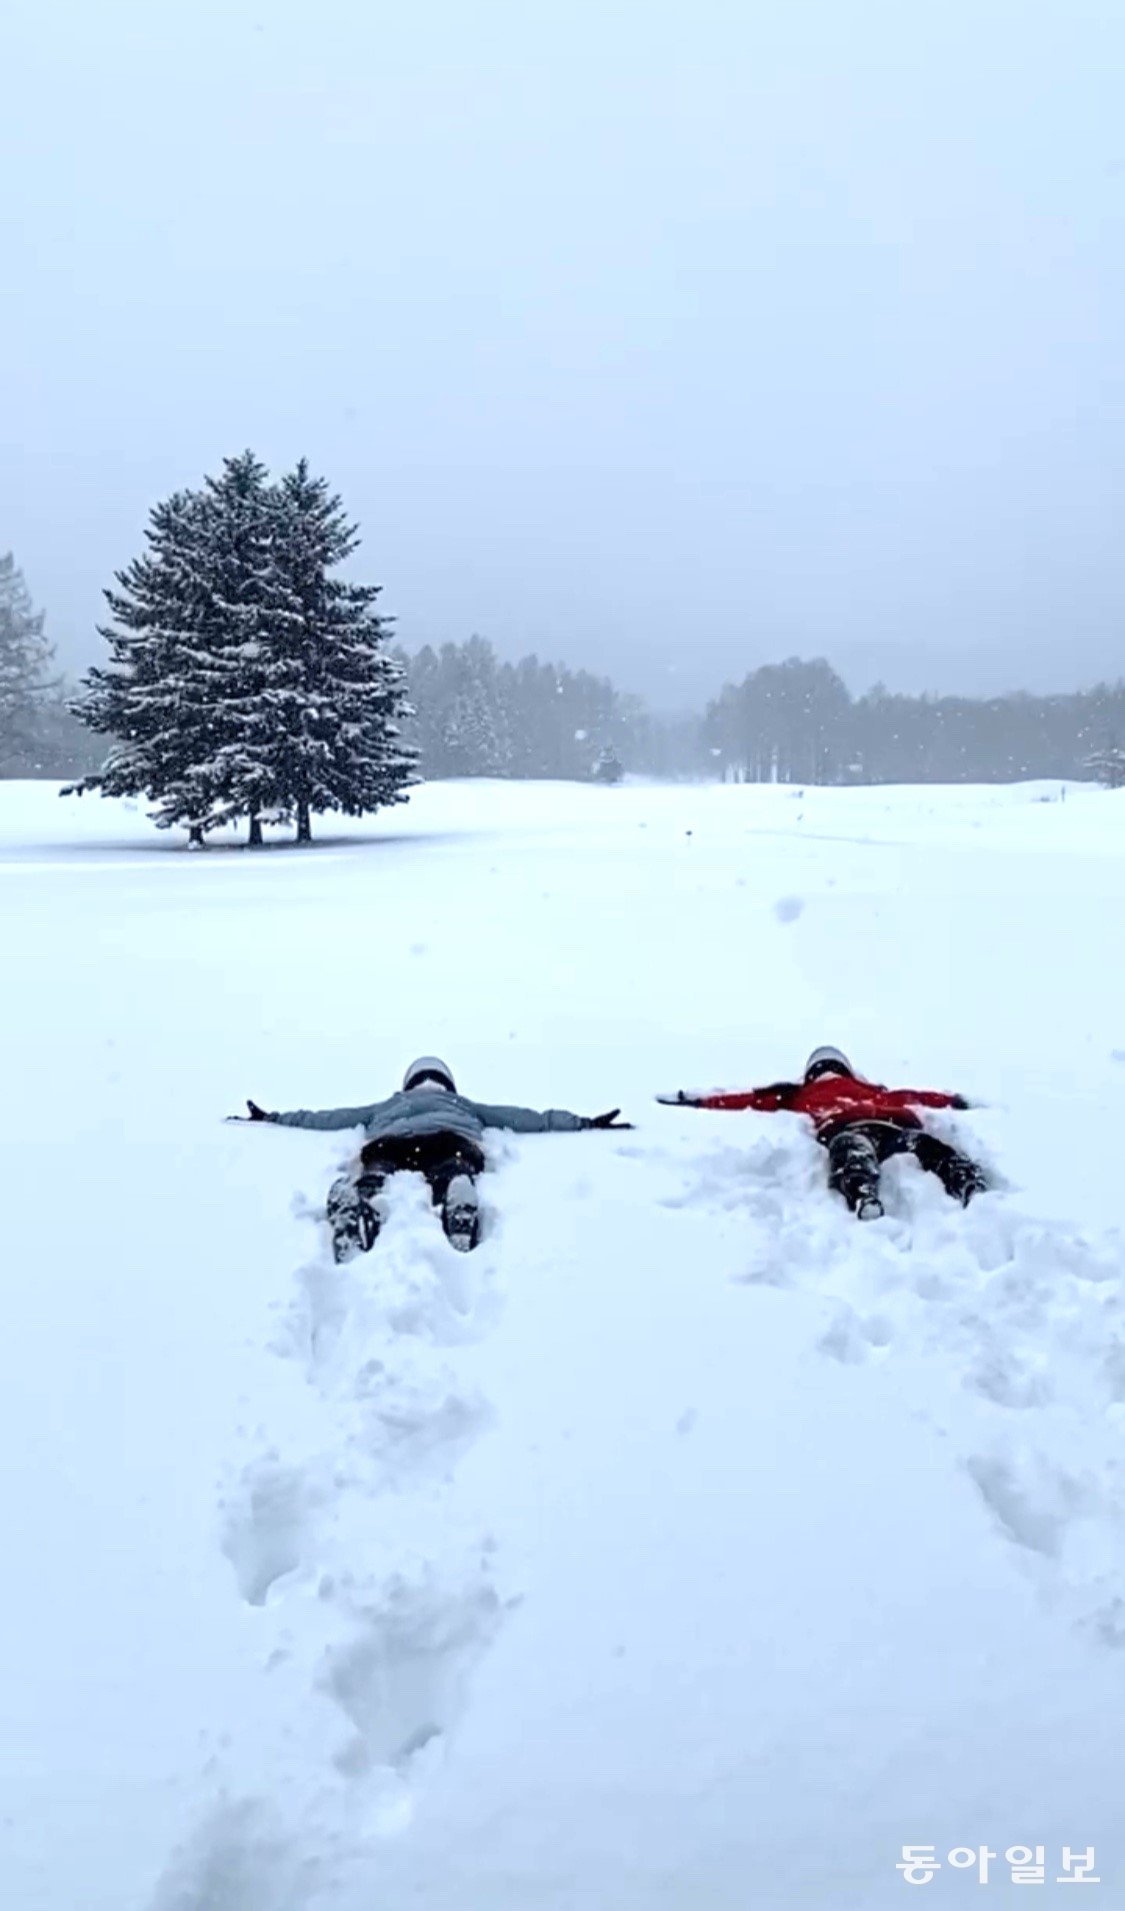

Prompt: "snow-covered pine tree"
[418,642,471,777]
[0,554,57,774]
[441,636,511,776]
[73,485,210,841]
[245,460,417,842]
[74,464,275,844]
[176,450,280,846]
[472,636,513,774]
[75,453,414,846]
[1086,742,1125,789]
[443,685,494,775]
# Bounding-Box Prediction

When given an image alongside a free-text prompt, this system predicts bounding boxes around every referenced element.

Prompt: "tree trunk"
[247,813,263,849]
[188,824,205,850]
[296,799,312,844]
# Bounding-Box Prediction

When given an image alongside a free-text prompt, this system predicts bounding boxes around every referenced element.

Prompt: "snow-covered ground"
[2,775,1124,1909]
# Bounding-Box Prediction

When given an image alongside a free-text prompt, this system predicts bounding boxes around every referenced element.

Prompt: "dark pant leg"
[424,1146,485,1206]
[386,1134,486,1249]
[359,1135,409,1182]
[359,1132,486,1206]
[826,1126,884,1212]
[910,1132,988,1205]
[352,1143,399,1205]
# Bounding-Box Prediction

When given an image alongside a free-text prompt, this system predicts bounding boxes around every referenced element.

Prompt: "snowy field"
[2,774,1124,1911]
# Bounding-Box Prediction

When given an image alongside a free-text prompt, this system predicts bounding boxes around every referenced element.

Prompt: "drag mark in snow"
[683,1132,1125,1646]
[155,1174,506,1907]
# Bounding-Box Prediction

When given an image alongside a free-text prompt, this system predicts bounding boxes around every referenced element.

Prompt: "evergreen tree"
[1086,741,1125,789]
[0,554,56,774]
[181,450,279,844]
[72,466,265,840]
[593,745,624,783]
[74,453,415,844]
[246,460,417,841]
[441,636,511,775]
[443,681,497,774]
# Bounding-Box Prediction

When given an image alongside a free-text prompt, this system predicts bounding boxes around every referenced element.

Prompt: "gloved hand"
[655,1090,692,1105]
[951,1094,972,1110]
[226,1098,274,1123]
[586,1108,635,1130]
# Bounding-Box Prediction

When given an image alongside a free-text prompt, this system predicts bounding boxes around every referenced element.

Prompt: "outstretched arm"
[227,1098,388,1131]
[468,1101,632,1133]
[656,1084,797,1113]
[272,1102,388,1131]
[889,1089,971,1113]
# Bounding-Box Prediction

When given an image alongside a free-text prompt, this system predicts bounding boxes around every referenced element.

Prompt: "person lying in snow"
[231,1054,632,1257]
[659,1045,987,1221]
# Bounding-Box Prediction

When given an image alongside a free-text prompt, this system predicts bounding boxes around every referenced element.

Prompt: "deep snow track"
[154,1178,507,1907]
[666,1117,1125,1640]
[2,777,1124,1909]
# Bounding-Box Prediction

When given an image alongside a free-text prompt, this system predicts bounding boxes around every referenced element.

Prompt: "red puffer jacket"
[686,1075,965,1139]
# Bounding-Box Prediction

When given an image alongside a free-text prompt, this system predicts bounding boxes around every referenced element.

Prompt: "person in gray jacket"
[231,1054,631,1257]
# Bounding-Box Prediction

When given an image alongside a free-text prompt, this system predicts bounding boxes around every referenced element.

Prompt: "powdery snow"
[2,775,1123,1909]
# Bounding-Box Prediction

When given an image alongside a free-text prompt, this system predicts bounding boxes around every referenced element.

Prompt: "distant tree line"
[0,554,101,778]
[394,635,700,780]
[396,645,1125,787]
[6,502,1125,811]
[703,657,1125,786]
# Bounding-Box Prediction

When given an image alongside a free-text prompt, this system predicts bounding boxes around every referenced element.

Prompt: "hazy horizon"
[4,0,1123,713]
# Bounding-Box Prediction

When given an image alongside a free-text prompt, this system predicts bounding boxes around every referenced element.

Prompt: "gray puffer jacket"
[267,1086,589,1147]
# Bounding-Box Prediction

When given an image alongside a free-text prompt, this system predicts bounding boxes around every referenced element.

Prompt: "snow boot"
[912,1134,989,1208]
[948,1159,989,1207]
[330,1201,380,1264]
[827,1127,884,1220]
[441,1173,481,1253]
[327,1173,381,1263]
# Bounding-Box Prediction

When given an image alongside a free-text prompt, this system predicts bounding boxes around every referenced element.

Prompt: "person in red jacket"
[661,1046,986,1220]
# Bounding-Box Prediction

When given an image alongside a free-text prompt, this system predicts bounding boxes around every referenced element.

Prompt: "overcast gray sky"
[2,0,1123,708]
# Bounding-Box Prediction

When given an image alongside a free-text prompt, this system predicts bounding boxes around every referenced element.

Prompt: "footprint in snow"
[964,1452,1083,1560]
[817,1305,894,1365]
[219,1454,327,1607]
[148,1797,316,1911]
[319,1568,505,1774]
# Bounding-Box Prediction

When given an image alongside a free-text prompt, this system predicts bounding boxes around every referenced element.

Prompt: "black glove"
[586,1108,634,1130]
[226,1098,274,1123]
[951,1094,971,1110]
[655,1090,690,1105]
